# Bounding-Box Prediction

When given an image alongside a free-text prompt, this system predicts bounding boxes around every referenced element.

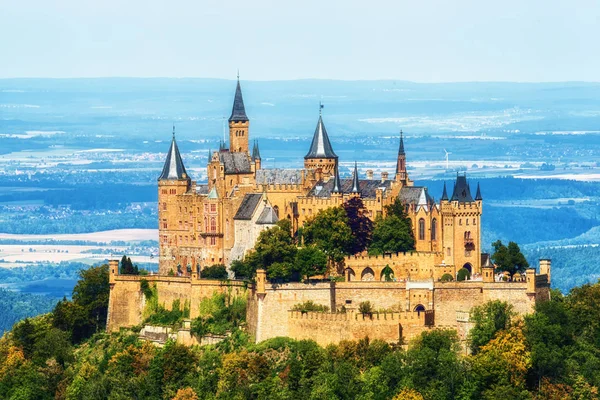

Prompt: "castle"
[107,80,551,346]
[157,79,483,276]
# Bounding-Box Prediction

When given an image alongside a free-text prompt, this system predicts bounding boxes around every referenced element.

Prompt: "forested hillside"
[2,264,600,399]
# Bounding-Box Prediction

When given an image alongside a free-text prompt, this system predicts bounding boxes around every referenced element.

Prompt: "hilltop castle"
[157,79,483,277]
[107,81,551,347]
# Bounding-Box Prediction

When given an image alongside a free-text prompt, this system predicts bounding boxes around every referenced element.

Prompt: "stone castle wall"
[107,261,246,331]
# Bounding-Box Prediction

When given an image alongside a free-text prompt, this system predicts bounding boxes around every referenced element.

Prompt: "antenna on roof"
[319,101,324,116]
[172,123,175,139]
[237,69,240,81]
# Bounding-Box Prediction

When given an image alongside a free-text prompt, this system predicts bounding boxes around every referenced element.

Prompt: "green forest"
[2,264,600,399]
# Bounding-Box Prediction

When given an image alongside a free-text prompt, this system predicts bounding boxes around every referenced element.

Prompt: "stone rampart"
[344,251,450,281]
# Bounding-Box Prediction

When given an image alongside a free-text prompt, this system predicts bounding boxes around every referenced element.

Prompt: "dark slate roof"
[158,137,189,181]
[308,178,393,198]
[475,183,482,200]
[256,169,302,185]
[304,116,337,159]
[256,206,279,225]
[196,185,209,195]
[441,182,448,201]
[233,194,262,220]
[219,151,252,174]
[332,161,342,193]
[228,80,249,122]
[398,186,435,207]
[481,253,492,268]
[451,175,474,202]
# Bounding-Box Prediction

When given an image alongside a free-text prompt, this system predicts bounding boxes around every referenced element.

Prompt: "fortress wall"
[107,271,245,331]
[335,282,407,311]
[287,310,428,346]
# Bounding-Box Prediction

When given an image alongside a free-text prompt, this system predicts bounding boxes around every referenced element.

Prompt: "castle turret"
[252,140,262,170]
[332,159,342,195]
[229,78,250,153]
[351,162,361,194]
[158,128,191,275]
[304,107,338,179]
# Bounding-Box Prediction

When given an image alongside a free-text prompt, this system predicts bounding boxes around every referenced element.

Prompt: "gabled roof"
[207,187,219,199]
[304,116,337,159]
[219,151,252,174]
[451,175,474,202]
[256,206,279,225]
[228,80,249,122]
[399,186,433,206]
[158,137,189,181]
[233,194,262,220]
[256,169,302,185]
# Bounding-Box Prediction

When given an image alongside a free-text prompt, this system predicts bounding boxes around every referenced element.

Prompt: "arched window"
[431,218,437,241]
[210,217,216,232]
[273,205,279,218]
[418,218,425,240]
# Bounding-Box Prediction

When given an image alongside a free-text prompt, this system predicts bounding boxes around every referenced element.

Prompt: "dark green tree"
[369,215,415,255]
[304,206,353,263]
[119,255,138,275]
[201,264,228,280]
[469,300,514,354]
[491,240,529,279]
[343,197,373,254]
[295,246,328,279]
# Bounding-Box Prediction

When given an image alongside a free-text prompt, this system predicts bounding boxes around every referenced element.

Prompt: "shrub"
[359,301,374,315]
[140,279,153,299]
[440,273,453,282]
[457,268,470,281]
[291,300,329,313]
[190,292,247,337]
[201,264,228,280]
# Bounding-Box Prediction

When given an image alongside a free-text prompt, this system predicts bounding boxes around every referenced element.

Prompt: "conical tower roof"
[252,140,261,161]
[305,115,337,159]
[451,174,474,202]
[441,182,448,201]
[398,130,405,155]
[158,132,189,181]
[351,162,360,193]
[475,182,482,200]
[228,80,249,122]
[332,159,342,193]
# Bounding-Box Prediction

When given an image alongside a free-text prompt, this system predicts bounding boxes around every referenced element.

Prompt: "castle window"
[418,218,425,240]
[273,205,279,218]
[210,217,216,232]
[431,218,437,241]
[162,202,167,211]
[459,219,462,225]
[466,218,469,225]
[211,204,216,213]
[447,247,451,256]
[210,237,216,246]
[473,218,476,225]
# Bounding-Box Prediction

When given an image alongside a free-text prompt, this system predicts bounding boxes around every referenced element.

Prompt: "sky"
[1,0,599,82]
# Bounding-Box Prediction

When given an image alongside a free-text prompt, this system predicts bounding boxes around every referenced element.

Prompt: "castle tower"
[158,128,191,275]
[229,78,249,153]
[395,130,408,183]
[440,174,482,277]
[304,108,338,179]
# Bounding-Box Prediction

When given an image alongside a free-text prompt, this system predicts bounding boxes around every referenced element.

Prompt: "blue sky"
[1,0,599,81]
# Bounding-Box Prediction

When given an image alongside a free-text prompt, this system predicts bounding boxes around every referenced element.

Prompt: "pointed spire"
[252,140,261,161]
[305,113,337,159]
[441,182,448,201]
[398,130,405,155]
[475,182,482,201]
[208,148,212,161]
[158,133,189,181]
[351,162,360,193]
[332,159,342,194]
[228,79,249,122]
